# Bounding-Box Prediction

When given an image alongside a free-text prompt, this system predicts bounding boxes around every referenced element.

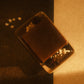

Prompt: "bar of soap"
[15,12,74,73]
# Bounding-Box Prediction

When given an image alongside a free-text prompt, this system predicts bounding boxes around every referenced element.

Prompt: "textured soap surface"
[20,12,67,63]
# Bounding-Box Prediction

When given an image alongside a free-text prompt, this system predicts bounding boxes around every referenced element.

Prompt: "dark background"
[0,0,54,84]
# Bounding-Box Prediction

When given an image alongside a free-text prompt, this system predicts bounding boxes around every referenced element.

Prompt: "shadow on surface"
[54,71,84,84]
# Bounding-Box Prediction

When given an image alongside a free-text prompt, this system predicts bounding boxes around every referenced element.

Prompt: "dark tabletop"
[0,0,53,84]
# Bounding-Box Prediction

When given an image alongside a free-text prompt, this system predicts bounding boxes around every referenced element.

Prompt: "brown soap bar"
[16,12,67,63]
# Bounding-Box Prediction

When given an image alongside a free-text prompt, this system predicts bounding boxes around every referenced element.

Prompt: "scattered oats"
[10,25,14,29]
[5,23,9,26]
[18,17,22,21]
[8,19,12,23]
[12,18,16,21]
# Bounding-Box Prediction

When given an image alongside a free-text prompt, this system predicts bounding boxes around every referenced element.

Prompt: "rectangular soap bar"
[15,12,67,63]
